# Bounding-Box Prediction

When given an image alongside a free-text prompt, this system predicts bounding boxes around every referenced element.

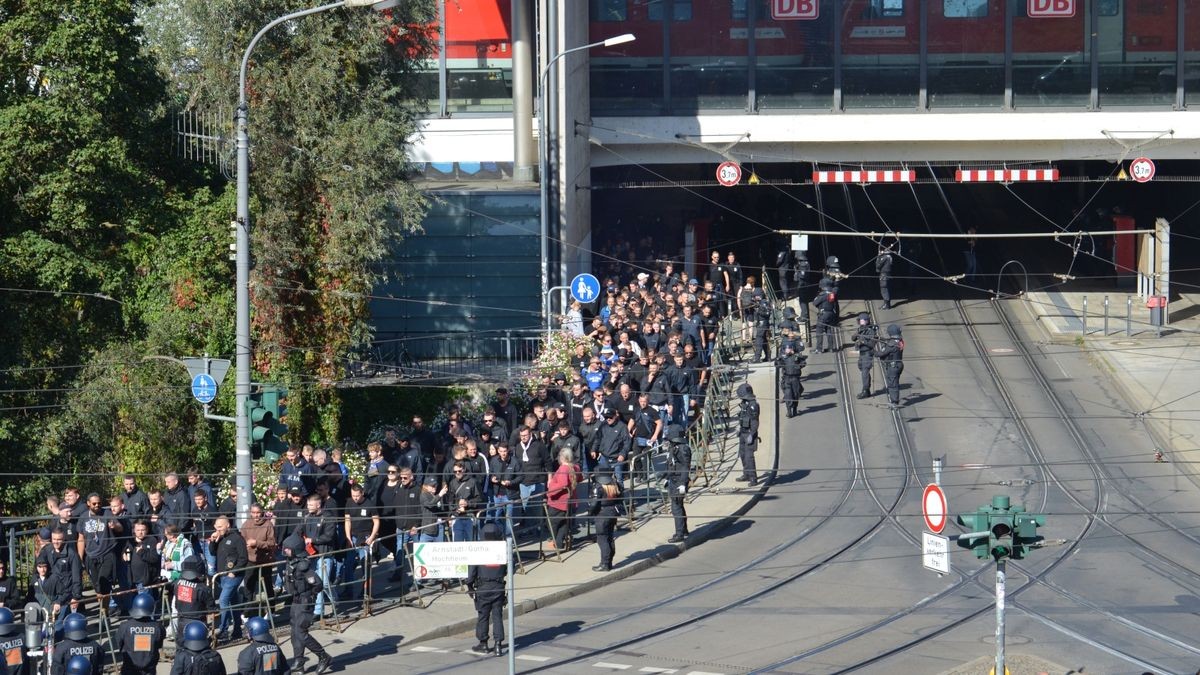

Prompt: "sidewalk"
[162,364,779,672]
[1023,289,1200,481]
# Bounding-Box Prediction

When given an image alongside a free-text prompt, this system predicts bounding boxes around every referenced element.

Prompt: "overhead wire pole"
[538,33,634,329]
[234,0,394,524]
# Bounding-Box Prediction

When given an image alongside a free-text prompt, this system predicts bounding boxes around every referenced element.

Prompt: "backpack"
[185,649,224,675]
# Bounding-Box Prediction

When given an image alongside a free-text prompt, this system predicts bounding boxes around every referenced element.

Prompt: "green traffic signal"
[957,495,1046,561]
[247,385,289,461]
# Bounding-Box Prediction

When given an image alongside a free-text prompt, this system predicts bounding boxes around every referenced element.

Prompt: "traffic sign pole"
[545,285,570,335]
[996,558,1007,675]
[507,536,515,673]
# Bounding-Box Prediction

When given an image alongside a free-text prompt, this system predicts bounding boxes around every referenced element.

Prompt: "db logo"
[1027,0,1075,16]
[1130,157,1155,183]
[773,0,819,19]
[417,565,429,578]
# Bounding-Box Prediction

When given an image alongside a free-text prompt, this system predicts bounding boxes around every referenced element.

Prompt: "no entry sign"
[923,484,948,534]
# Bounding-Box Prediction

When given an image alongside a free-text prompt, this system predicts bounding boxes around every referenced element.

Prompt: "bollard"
[1127,297,1133,337]
[1082,296,1088,336]
[1104,295,1109,336]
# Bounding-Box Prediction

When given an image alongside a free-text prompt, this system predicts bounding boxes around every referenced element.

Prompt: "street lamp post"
[538,33,634,331]
[234,0,391,524]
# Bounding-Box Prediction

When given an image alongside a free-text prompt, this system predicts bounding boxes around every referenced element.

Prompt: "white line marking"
[517,654,552,662]
[410,646,443,653]
[593,663,632,670]
[687,671,726,675]
[639,668,678,674]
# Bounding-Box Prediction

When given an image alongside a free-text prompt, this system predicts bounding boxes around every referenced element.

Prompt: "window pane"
[1187,0,1200,106]
[1012,5,1088,107]
[590,1,664,113]
[842,0,919,107]
[756,0,835,108]
[444,0,513,113]
[1099,0,1177,106]
[928,0,1003,106]
[591,0,627,21]
[669,2,749,110]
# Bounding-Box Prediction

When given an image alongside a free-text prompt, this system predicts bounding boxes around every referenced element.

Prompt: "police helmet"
[888,324,902,337]
[736,383,755,400]
[65,655,93,675]
[668,426,687,443]
[858,312,870,324]
[245,616,272,643]
[782,307,796,318]
[282,533,306,558]
[63,612,88,640]
[181,620,209,651]
[0,607,14,637]
[481,523,503,542]
[180,557,203,581]
[825,255,839,268]
[818,277,832,290]
[291,557,311,573]
[129,592,155,620]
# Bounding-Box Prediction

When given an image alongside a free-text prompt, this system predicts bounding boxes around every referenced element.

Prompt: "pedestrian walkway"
[1023,290,1200,480]
[156,365,780,673]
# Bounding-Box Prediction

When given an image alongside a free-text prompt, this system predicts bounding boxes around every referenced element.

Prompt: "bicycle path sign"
[570,273,601,304]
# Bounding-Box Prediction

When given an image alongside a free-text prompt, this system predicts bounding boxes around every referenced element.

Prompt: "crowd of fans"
[0,259,735,661]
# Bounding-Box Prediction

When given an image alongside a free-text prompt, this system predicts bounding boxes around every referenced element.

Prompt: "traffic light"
[1012,512,1046,559]
[247,385,288,462]
[956,508,991,559]
[987,495,1016,560]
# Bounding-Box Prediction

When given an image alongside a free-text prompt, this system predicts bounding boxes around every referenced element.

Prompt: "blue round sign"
[191,373,217,404]
[570,273,601,304]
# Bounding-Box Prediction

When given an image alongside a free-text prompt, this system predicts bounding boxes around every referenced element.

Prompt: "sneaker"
[315,653,333,675]
[592,565,611,572]
[668,534,685,544]
[472,642,490,655]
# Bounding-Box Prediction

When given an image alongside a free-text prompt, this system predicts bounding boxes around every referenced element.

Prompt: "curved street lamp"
[232,0,394,524]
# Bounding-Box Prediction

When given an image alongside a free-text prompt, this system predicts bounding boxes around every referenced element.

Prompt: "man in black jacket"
[596,410,631,484]
[123,521,161,606]
[513,426,551,534]
[466,524,507,657]
[162,473,192,534]
[302,495,338,618]
[212,517,248,642]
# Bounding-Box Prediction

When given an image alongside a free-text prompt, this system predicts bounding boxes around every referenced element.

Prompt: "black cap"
[553,372,566,382]
[496,387,508,394]
[603,409,618,419]
[424,475,439,487]
[288,486,304,496]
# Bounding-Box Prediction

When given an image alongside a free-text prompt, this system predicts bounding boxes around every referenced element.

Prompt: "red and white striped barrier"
[956,168,1059,182]
[812,169,916,184]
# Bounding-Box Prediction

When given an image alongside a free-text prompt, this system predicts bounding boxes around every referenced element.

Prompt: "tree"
[139,0,434,445]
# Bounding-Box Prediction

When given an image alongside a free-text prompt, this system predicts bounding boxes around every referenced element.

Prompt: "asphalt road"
[327,298,1200,674]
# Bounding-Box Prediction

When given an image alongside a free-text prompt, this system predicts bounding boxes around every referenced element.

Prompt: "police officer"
[0,607,26,675]
[237,617,286,675]
[665,426,691,543]
[465,524,506,657]
[63,656,93,675]
[171,558,213,640]
[876,244,895,309]
[876,324,906,408]
[51,613,101,675]
[775,249,791,300]
[281,534,332,675]
[587,473,621,572]
[735,383,761,485]
[169,621,225,675]
[752,290,772,363]
[794,251,812,322]
[115,592,163,675]
[852,313,879,399]
[777,344,807,418]
[812,278,839,353]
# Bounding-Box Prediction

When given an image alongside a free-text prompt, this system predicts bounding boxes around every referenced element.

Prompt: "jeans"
[489,496,516,540]
[217,573,243,636]
[597,455,625,484]
[519,483,546,534]
[198,540,216,577]
[418,525,443,543]
[342,545,371,602]
[451,515,475,542]
[313,556,336,616]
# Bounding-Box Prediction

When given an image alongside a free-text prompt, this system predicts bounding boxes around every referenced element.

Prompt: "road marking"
[517,655,551,662]
[686,672,726,675]
[593,663,632,670]
[639,668,678,674]
[410,646,448,653]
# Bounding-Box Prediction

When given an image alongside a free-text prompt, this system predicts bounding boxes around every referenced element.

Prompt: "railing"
[345,331,544,382]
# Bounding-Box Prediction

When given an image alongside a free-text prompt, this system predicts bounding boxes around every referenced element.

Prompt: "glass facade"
[419,0,515,114]
[370,191,540,342]
[582,0,1198,112]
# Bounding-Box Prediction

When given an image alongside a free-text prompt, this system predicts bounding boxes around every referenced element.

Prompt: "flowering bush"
[527,330,592,389]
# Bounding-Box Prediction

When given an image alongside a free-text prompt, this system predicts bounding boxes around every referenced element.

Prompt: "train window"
[590,0,627,21]
[864,0,905,19]
[1097,0,1119,15]
[648,0,693,20]
[944,0,987,16]
[731,0,771,20]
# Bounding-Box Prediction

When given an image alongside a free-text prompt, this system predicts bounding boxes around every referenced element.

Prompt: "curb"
[403,382,780,646]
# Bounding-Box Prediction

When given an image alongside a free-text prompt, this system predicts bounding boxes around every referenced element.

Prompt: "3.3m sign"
[1027,0,1075,17]
[773,0,819,20]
